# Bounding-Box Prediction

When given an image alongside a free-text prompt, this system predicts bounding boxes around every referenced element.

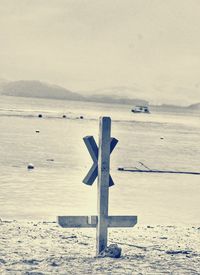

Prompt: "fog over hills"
[86,94,148,106]
[85,86,148,105]
[187,103,200,110]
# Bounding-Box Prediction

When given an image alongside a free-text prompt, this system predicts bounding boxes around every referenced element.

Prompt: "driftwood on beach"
[118,167,200,175]
[118,162,200,175]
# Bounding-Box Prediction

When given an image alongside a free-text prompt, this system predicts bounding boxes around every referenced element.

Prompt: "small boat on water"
[131,106,150,113]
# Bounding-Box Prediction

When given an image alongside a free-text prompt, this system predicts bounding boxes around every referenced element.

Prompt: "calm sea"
[0,95,200,224]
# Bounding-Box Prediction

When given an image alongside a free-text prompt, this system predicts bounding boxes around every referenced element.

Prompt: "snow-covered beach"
[0,220,199,274]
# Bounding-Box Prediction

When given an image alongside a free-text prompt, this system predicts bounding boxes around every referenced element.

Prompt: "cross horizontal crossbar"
[58,215,137,228]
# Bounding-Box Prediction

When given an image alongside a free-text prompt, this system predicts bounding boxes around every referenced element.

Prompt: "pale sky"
[1,0,200,105]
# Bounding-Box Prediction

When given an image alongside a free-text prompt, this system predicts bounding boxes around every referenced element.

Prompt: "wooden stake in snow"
[57,117,137,255]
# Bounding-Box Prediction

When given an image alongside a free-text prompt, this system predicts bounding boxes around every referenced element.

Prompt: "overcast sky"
[1,0,200,105]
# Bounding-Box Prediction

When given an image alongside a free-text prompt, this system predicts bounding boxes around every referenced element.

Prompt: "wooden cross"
[57,117,137,255]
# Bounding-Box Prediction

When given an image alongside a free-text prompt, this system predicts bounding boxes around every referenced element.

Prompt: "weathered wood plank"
[108,216,137,227]
[57,216,96,228]
[83,135,118,186]
[108,137,118,187]
[83,166,115,186]
[110,137,118,153]
[82,163,98,185]
[83,136,118,161]
[96,117,111,255]
[118,167,200,175]
[87,215,97,225]
[83,136,98,162]
[82,136,98,185]
[58,215,137,228]
[109,175,114,187]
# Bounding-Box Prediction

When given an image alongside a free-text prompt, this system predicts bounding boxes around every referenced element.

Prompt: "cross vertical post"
[96,117,111,255]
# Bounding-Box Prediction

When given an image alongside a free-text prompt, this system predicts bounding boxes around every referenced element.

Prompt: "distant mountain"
[1,80,199,108]
[0,80,149,106]
[0,80,85,101]
[187,102,200,110]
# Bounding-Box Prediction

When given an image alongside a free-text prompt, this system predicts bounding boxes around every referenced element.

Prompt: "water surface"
[0,95,200,224]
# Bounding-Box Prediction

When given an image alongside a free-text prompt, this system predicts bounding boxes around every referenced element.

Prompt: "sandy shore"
[0,220,199,274]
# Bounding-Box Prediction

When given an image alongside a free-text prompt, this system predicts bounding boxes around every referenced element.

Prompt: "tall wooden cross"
[57,117,137,255]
